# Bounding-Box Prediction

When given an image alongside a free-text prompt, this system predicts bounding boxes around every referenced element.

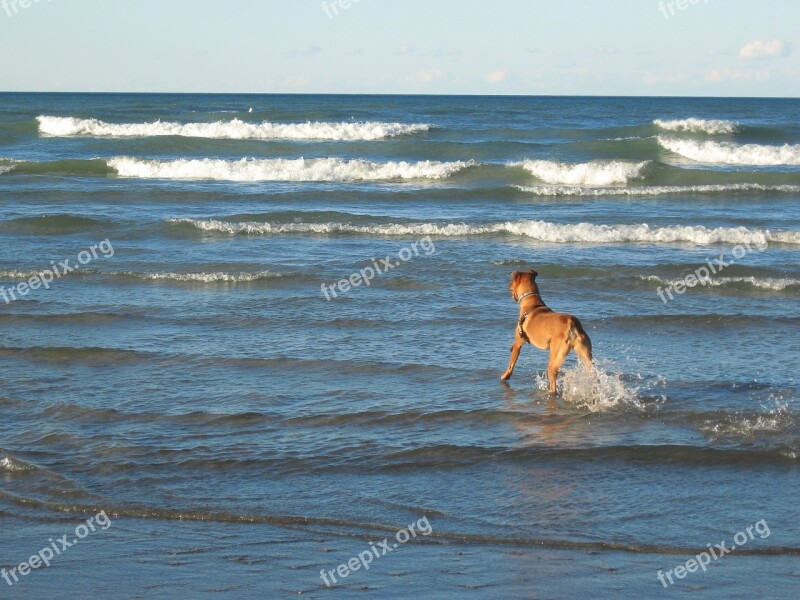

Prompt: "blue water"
[0,94,799,599]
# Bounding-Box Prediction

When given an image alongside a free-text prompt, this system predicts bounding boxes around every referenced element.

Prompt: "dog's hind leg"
[569,319,594,369]
[547,339,571,395]
[501,337,525,381]
[568,320,597,396]
[573,334,593,369]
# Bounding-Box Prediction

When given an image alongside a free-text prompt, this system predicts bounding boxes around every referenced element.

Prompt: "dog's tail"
[568,317,594,368]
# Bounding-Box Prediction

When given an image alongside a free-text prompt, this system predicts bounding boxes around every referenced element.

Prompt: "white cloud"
[485,69,508,83]
[739,40,789,60]
[397,45,415,55]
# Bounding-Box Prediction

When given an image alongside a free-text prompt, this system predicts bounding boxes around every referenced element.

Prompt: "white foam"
[701,401,795,441]
[0,268,280,284]
[516,183,800,196]
[534,362,646,413]
[37,116,429,141]
[118,271,281,283]
[172,218,800,245]
[108,157,471,182]
[643,275,800,291]
[0,269,43,279]
[658,137,800,165]
[0,455,33,472]
[0,158,19,175]
[654,118,739,135]
[517,160,649,186]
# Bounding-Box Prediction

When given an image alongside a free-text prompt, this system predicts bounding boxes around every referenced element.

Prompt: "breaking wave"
[658,137,800,165]
[0,160,17,175]
[642,275,800,292]
[653,118,739,135]
[517,160,649,186]
[516,183,800,196]
[171,218,800,245]
[0,453,36,473]
[114,271,281,283]
[700,400,797,448]
[108,157,472,181]
[0,268,281,284]
[37,116,429,141]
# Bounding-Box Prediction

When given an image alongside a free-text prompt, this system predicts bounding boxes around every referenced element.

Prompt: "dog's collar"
[515,291,547,342]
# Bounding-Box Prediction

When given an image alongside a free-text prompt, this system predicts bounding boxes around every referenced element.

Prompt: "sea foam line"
[108,157,472,182]
[37,116,430,141]
[0,158,20,175]
[642,275,800,291]
[117,271,281,283]
[171,218,800,245]
[658,137,800,166]
[515,183,800,196]
[653,118,739,135]
[516,160,649,186]
[0,268,281,283]
[0,454,35,472]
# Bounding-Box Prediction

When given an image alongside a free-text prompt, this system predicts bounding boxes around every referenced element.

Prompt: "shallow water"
[0,94,798,598]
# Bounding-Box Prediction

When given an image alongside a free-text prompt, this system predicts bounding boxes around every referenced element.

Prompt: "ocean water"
[0,94,798,599]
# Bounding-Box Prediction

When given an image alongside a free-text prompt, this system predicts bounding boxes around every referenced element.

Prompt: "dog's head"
[509,270,539,302]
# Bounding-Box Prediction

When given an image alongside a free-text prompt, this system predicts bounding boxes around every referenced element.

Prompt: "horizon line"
[1,91,798,100]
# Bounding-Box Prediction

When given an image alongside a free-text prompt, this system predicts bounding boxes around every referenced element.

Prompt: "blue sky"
[1,0,798,96]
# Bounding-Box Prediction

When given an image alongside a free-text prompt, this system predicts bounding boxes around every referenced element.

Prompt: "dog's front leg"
[501,338,525,381]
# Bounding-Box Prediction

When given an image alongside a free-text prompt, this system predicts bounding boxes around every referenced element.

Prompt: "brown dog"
[501,270,593,394]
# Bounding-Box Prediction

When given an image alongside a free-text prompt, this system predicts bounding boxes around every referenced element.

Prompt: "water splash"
[701,396,796,443]
[534,360,650,412]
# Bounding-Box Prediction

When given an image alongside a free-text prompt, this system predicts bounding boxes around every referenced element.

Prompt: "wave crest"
[37,116,429,141]
[0,158,19,175]
[108,157,471,182]
[171,218,800,245]
[516,183,800,196]
[517,160,649,186]
[116,271,281,283]
[643,275,800,292]
[658,137,800,165]
[654,118,739,135]
[0,454,36,473]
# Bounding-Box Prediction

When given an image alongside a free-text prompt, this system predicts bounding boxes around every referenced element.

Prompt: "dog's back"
[502,270,593,393]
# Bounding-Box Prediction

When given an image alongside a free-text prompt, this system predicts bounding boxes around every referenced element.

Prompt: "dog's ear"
[528,269,538,280]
